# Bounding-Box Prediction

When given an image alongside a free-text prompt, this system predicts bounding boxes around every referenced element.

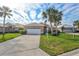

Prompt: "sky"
[0,0,79,26]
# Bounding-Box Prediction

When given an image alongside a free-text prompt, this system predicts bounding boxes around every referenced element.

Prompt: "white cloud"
[61,4,73,11]
[30,10,36,20]
[37,12,42,19]
[63,5,79,15]
[0,0,26,9]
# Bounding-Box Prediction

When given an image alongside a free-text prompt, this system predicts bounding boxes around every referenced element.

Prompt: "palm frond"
[42,11,47,19]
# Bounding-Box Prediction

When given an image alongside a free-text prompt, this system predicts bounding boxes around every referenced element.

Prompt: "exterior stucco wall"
[26,26,45,34]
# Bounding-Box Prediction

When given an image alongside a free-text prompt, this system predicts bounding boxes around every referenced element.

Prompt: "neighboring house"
[5,23,19,32]
[74,26,79,32]
[14,23,26,29]
[26,23,46,35]
[62,25,75,33]
[0,23,19,33]
[47,24,75,33]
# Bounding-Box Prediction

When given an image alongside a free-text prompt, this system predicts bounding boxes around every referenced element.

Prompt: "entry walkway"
[0,35,49,56]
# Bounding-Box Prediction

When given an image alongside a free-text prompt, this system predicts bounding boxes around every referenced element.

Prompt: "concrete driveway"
[0,35,49,56]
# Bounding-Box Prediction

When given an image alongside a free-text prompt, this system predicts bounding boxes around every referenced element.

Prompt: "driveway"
[0,35,49,56]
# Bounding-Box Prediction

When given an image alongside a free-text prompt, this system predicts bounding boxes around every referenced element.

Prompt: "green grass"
[40,33,79,56]
[0,33,21,43]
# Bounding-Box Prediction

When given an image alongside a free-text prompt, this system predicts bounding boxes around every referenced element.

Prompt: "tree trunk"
[62,27,64,32]
[50,22,53,34]
[73,25,75,38]
[55,23,58,35]
[2,16,6,40]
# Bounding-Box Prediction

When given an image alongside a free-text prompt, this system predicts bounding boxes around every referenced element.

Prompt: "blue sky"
[0,2,79,25]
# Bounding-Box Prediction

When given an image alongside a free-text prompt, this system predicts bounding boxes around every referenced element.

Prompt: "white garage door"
[27,29,41,35]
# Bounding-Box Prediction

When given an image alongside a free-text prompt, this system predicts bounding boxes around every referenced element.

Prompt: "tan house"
[26,23,46,34]
[0,23,20,33]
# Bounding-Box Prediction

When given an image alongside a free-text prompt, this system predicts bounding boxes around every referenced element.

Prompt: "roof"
[0,23,25,28]
[0,23,8,27]
[26,23,46,27]
[14,23,25,28]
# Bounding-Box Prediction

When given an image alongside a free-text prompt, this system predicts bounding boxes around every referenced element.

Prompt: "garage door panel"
[27,29,41,35]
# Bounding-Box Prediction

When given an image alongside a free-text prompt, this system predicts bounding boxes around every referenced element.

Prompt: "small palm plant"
[0,6,12,40]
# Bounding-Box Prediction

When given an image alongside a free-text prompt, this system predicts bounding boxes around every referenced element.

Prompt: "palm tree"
[42,7,63,35]
[61,26,64,32]
[42,11,47,19]
[46,8,54,34]
[42,11,48,33]
[42,9,54,34]
[74,20,79,29]
[73,20,79,38]
[0,6,12,40]
[51,9,62,34]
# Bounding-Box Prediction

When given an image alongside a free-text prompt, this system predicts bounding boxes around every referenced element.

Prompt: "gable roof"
[26,23,46,27]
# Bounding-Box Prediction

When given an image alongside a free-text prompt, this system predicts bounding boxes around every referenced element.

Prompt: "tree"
[0,6,12,40]
[42,11,47,19]
[74,20,79,29]
[42,11,48,34]
[48,8,62,35]
[42,9,53,34]
[61,26,64,32]
[42,7,63,35]
[73,20,79,38]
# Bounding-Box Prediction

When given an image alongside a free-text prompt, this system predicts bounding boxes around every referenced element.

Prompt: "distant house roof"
[0,23,25,28]
[14,23,25,28]
[26,23,46,27]
[0,23,9,27]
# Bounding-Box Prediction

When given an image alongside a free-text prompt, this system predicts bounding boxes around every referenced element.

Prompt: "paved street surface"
[0,35,49,56]
[59,49,79,56]
[68,33,79,35]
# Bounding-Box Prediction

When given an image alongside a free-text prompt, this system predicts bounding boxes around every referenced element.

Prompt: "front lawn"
[0,33,21,43]
[40,33,79,56]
